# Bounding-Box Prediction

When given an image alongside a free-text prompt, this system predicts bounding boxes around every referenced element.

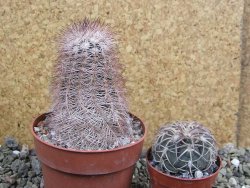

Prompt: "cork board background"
[0,0,243,148]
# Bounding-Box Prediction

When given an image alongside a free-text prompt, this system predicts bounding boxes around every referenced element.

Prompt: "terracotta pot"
[31,113,146,188]
[146,148,222,188]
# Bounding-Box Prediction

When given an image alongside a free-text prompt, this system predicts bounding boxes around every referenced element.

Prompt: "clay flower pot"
[146,148,221,188]
[31,113,146,188]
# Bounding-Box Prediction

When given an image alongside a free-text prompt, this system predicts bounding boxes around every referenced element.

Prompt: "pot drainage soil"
[1,137,250,188]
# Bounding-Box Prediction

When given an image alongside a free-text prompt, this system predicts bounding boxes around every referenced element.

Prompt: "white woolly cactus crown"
[152,121,217,177]
[47,19,133,150]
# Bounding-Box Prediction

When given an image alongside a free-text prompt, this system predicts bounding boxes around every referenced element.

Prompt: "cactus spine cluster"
[152,121,217,176]
[46,19,133,150]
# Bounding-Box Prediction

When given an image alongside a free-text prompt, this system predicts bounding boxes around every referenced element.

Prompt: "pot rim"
[31,112,147,154]
[146,147,222,181]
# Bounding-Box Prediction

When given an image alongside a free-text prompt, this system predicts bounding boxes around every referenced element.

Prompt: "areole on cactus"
[152,121,218,177]
[46,19,134,150]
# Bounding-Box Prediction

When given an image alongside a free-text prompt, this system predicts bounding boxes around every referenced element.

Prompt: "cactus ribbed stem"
[46,19,133,150]
[152,121,217,176]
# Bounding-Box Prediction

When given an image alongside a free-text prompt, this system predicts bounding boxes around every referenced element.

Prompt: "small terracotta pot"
[146,148,222,188]
[31,113,146,188]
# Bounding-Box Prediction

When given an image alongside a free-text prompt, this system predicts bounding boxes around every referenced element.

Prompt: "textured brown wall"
[238,0,250,147]
[0,0,243,148]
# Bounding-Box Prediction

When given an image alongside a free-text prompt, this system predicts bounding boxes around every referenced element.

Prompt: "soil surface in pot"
[34,113,144,150]
[1,138,250,188]
[148,152,219,179]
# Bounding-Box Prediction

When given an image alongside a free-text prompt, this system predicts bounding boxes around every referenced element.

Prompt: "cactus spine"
[152,121,217,176]
[47,19,133,150]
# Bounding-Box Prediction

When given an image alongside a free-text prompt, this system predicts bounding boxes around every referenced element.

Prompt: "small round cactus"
[152,121,217,177]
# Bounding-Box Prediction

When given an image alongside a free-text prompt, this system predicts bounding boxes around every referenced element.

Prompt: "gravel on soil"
[34,114,144,150]
[131,143,250,188]
[1,137,250,188]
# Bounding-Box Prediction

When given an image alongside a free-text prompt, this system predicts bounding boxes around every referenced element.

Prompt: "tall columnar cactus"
[46,19,133,150]
[152,121,217,176]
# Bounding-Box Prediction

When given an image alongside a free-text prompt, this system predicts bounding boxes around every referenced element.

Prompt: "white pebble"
[12,150,20,155]
[181,172,190,178]
[194,170,203,178]
[231,158,240,168]
[34,127,40,132]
